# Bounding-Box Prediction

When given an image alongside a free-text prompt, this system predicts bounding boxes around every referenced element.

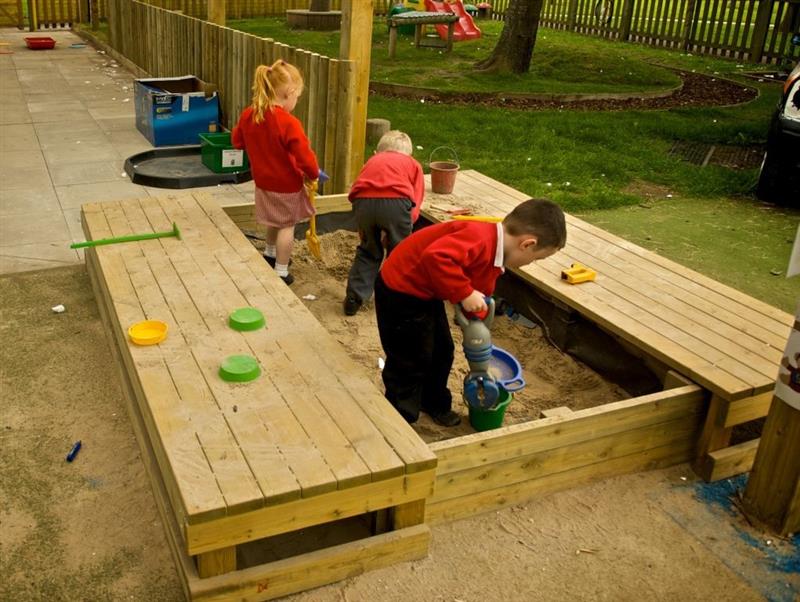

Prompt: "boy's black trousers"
[374,274,454,423]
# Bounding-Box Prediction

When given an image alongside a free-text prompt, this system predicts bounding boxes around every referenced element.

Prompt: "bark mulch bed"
[370,68,758,111]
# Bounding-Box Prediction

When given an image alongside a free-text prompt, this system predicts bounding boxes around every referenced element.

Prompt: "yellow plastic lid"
[128,320,168,346]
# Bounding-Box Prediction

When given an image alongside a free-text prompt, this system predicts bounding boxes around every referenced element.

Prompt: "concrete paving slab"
[0,124,40,152]
[56,181,150,210]
[0,209,72,246]
[31,110,95,124]
[50,159,128,186]
[0,187,61,218]
[0,150,46,170]
[62,207,87,243]
[0,166,51,191]
[0,29,157,275]
[88,105,136,120]
[95,116,138,132]
[0,242,79,273]
[49,160,127,187]
[0,107,32,125]
[43,142,120,167]
[27,100,86,114]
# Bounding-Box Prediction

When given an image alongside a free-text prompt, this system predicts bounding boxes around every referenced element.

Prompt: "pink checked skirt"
[254,186,314,228]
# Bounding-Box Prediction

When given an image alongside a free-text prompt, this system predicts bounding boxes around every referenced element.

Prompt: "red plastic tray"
[25,37,56,50]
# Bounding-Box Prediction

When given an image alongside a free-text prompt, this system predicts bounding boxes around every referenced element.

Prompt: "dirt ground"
[370,69,758,112]
[2,262,798,602]
[276,230,628,443]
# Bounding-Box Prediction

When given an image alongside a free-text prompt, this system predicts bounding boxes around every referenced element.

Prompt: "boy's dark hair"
[503,198,567,250]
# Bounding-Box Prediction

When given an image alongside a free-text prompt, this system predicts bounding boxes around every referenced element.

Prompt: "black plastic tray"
[124,145,252,189]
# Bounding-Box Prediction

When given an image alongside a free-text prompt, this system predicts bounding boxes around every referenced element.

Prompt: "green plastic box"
[199,132,249,174]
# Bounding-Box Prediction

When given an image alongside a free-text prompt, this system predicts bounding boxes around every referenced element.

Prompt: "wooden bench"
[81,192,437,601]
[423,170,792,483]
[388,11,459,58]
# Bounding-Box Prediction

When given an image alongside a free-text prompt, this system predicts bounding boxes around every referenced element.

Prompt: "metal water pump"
[454,297,501,410]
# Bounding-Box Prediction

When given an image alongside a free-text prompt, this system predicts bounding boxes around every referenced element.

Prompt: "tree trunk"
[475,0,545,74]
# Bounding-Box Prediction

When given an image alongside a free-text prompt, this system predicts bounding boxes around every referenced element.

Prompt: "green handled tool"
[70,222,181,249]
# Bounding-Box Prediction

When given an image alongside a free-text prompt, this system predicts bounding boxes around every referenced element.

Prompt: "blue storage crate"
[134,76,220,147]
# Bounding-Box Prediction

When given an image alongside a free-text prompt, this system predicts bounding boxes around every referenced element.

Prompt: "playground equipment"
[424,0,481,41]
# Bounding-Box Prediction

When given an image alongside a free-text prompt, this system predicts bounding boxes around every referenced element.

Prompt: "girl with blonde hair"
[233,59,320,285]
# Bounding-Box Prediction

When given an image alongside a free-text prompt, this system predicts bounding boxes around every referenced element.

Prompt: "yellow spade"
[306,180,321,259]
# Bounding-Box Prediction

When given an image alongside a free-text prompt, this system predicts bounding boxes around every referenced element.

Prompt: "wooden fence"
[107,0,355,194]
[26,0,108,29]
[132,0,396,19]
[491,0,799,63]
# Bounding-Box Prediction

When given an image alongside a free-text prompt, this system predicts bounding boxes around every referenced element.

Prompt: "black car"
[756,61,800,206]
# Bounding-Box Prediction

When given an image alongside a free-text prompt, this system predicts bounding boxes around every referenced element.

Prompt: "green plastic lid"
[228,307,265,332]
[219,355,261,383]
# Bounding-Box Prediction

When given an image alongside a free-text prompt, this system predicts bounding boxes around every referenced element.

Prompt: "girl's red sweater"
[232,105,319,193]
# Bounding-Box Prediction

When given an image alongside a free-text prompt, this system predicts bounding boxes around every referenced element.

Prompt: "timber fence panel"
[488,0,796,62]
[106,0,355,192]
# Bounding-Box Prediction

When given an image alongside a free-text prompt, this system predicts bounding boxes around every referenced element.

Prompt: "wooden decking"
[424,169,792,481]
[82,192,436,600]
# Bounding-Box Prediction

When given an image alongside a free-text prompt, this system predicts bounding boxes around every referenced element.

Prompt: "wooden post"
[680,0,698,51]
[743,313,800,536]
[197,546,236,577]
[749,0,775,63]
[27,0,37,31]
[90,0,98,30]
[566,0,578,30]
[207,0,225,26]
[388,21,398,57]
[339,0,373,184]
[618,0,635,41]
[446,20,454,52]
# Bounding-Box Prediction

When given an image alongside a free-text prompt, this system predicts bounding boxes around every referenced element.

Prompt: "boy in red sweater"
[375,199,566,426]
[343,131,424,316]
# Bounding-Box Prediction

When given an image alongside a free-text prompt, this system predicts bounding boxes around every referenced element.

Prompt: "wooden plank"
[561,224,788,354]
[392,499,427,529]
[197,546,236,578]
[464,169,791,334]
[436,170,786,398]
[168,194,406,483]
[540,406,574,418]
[663,370,694,389]
[144,195,344,497]
[193,193,437,474]
[693,393,733,478]
[432,412,702,504]
[705,438,760,481]
[720,391,773,428]
[427,439,695,524]
[552,238,780,381]
[86,252,197,600]
[82,204,228,523]
[186,469,436,555]
[743,397,800,535]
[190,525,430,602]
[429,385,705,474]
[102,200,266,516]
[221,194,351,223]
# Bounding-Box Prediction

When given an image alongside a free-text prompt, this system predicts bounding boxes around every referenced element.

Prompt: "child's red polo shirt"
[380,221,504,304]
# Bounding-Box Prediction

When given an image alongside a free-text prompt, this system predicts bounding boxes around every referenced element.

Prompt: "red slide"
[424,0,482,42]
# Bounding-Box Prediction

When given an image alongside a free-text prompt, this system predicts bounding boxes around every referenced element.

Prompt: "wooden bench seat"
[423,170,792,482]
[81,192,436,600]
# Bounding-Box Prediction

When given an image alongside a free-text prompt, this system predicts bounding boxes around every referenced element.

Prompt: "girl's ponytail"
[250,60,304,124]
[251,64,278,124]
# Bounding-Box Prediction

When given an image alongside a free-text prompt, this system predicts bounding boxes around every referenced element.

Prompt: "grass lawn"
[108,16,800,310]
